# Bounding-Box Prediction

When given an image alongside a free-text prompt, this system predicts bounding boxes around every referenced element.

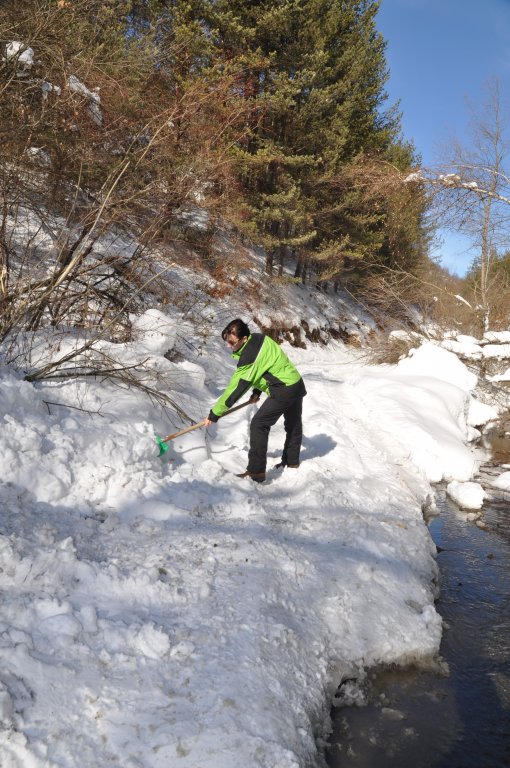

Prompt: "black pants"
[247,396,303,473]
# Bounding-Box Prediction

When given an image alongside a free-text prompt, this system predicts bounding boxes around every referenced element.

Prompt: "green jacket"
[208,333,306,421]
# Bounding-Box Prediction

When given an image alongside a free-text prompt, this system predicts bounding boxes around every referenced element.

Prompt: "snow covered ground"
[0,313,498,767]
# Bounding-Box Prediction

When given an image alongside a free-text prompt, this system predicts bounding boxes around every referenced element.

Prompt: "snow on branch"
[403,168,510,205]
[454,294,473,309]
[4,40,34,74]
[68,75,102,125]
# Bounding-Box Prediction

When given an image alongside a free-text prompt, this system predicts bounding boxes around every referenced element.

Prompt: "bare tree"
[0,0,256,431]
[405,78,510,333]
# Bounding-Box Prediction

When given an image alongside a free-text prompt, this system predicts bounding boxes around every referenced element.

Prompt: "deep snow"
[0,307,499,767]
[2,34,506,764]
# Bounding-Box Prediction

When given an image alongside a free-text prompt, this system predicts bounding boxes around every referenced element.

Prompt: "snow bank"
[489,470,510,491]
[345,343,479,484]
[446,480,485,510]
[0,330,480,767]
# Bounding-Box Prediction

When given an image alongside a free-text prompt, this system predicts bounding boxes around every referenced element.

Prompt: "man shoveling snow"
[205,319,306,482]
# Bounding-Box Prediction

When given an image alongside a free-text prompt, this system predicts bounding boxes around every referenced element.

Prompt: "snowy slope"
[0,306,490,767]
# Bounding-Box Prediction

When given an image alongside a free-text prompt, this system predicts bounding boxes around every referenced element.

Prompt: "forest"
[2,0,510,364]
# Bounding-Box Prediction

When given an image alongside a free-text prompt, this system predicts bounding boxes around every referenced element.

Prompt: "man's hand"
[249,393,260,403]
[204,418,214,428]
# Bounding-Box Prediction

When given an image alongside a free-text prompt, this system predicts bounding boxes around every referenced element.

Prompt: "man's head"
[221,319,250,352]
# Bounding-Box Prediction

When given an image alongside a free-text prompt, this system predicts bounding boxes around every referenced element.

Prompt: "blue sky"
[376,0,510,276]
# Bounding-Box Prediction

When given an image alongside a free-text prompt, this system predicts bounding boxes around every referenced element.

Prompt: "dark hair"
[221,318,250,341]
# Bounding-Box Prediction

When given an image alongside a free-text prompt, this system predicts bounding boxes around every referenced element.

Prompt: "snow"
[403,171,423,183]
[467,397,498,427]
[483,331,510,344]
[432,331,510,363]
[0,310,495,767]
[68,74,102,125]
[488,367,510,383]
[489,470,510,491]
[446,480,485,510]
[2,33,507,762]
[454,294,473,308]
[5,41,34,69]
[351,343,479,483]
[440,337,482,358]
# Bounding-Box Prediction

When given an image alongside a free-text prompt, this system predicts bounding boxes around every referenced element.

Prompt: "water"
[325,489,510,768]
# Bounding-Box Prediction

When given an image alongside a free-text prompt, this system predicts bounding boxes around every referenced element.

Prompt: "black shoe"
[236,470,266,483]
[274,462,299,469]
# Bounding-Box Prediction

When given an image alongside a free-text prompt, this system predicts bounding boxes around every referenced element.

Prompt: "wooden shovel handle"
[160,419,207,442]
[159,398,254,444]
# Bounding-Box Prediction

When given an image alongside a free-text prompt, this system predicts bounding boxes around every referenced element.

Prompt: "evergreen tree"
[294,0,425,278]
[0,0,430,296]
[195,0,317,274]
[195,0,427,281]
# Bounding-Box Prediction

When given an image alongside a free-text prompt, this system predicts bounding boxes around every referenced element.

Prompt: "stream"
[325,473,510,767]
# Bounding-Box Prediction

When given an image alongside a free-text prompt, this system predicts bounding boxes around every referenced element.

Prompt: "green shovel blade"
[155,436,169,457]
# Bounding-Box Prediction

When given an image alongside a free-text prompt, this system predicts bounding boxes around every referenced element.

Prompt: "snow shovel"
[156,398,254,457]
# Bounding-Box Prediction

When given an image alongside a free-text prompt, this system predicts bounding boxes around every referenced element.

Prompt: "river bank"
[326,485,510,768]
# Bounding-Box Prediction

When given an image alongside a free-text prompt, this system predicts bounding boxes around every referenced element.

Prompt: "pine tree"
[194,0,427,281]
[0,0,429,299]
[292,0,417,278]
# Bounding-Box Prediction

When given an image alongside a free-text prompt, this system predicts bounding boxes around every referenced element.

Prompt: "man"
[204,319,306,483]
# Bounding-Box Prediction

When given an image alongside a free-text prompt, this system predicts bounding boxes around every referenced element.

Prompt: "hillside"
[0,216,503,766]
[2,9,510,762]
